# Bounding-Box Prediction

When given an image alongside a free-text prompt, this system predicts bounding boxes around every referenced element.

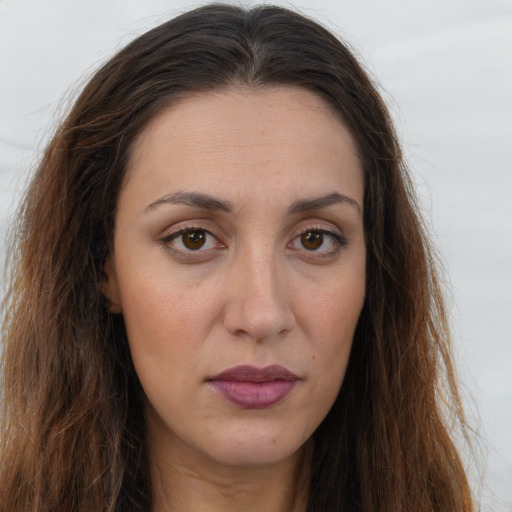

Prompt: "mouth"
[207,365,300,409]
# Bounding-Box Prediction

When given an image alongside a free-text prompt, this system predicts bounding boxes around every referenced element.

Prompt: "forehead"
[124,86,363,208]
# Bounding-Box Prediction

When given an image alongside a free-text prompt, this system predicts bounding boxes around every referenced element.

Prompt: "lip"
[208,365,300,409]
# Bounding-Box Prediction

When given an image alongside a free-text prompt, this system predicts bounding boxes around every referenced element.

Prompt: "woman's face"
[104,87,366,470]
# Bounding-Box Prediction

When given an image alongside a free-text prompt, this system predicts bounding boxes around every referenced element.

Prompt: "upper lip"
[209,365,299,383]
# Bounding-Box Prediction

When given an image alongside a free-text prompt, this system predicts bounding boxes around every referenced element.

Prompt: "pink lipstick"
[208,365,299,409]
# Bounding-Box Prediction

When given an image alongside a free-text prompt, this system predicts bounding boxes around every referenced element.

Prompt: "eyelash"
[158,227,223,258]
[158,225,347,260]
[288,227,347,259]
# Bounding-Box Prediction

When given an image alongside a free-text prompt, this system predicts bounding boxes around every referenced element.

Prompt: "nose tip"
[222,259,295,342]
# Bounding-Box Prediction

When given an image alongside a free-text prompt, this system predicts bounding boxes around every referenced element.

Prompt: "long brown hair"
[1,4,475,511]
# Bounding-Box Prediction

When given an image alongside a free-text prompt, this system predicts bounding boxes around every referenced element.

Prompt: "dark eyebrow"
[288,192,361,215]
[144,191,233,213]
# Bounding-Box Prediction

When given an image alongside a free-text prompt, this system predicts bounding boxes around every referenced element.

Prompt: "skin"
[104,86,366,512]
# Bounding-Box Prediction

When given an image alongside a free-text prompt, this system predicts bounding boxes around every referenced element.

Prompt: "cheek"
[301,265,365,390]
[115,265,203,371]
[116,272,215,427]
[304,272,365,345]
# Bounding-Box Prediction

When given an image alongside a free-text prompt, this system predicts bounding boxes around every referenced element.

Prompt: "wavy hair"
[1,4,474,511]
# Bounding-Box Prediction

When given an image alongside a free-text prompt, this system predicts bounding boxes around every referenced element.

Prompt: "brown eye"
[300,231,323,250]
[162,228,219,253]
[181,230,207,250]
[289,228,345,258]
[160,227,224,258]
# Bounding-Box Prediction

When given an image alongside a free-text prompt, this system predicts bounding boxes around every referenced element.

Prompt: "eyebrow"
[144,190,361,215]
[288,192,361,215]
[144,191,233,213]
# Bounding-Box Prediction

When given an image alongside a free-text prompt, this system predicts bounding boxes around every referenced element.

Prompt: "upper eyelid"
[291,228,346,246]
[161,227,220,246]
[159,223,219,240]
[291,215,344,231]
[292,223,344,239]
[165,226,214,238]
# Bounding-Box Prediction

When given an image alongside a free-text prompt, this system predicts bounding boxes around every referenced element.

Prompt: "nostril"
[222,293,295,342]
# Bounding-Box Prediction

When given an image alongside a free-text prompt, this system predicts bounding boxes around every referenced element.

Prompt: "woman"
[0,4,475,511]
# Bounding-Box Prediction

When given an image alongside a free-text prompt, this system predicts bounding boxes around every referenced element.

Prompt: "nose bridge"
[223,240,294,341]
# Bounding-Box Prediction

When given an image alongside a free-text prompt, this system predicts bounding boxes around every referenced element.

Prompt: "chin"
[202,424,308,468]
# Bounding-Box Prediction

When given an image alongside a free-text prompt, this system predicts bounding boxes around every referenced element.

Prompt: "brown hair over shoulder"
[1,4,475,511]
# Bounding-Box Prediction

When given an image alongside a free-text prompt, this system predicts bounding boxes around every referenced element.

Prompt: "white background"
[1,1,511,509]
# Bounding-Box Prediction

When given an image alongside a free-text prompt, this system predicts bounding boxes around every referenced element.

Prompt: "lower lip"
[209,380,298,409]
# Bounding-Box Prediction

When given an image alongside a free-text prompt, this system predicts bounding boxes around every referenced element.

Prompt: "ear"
[102,259,123,314]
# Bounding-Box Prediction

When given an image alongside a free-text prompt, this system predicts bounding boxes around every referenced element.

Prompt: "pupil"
[184,230,205,250]
[302,231,323,250]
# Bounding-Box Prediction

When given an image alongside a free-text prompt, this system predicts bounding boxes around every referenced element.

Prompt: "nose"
[222,250,296,342]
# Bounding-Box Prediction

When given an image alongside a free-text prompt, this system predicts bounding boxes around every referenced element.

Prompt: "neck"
[148,435,312,512]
